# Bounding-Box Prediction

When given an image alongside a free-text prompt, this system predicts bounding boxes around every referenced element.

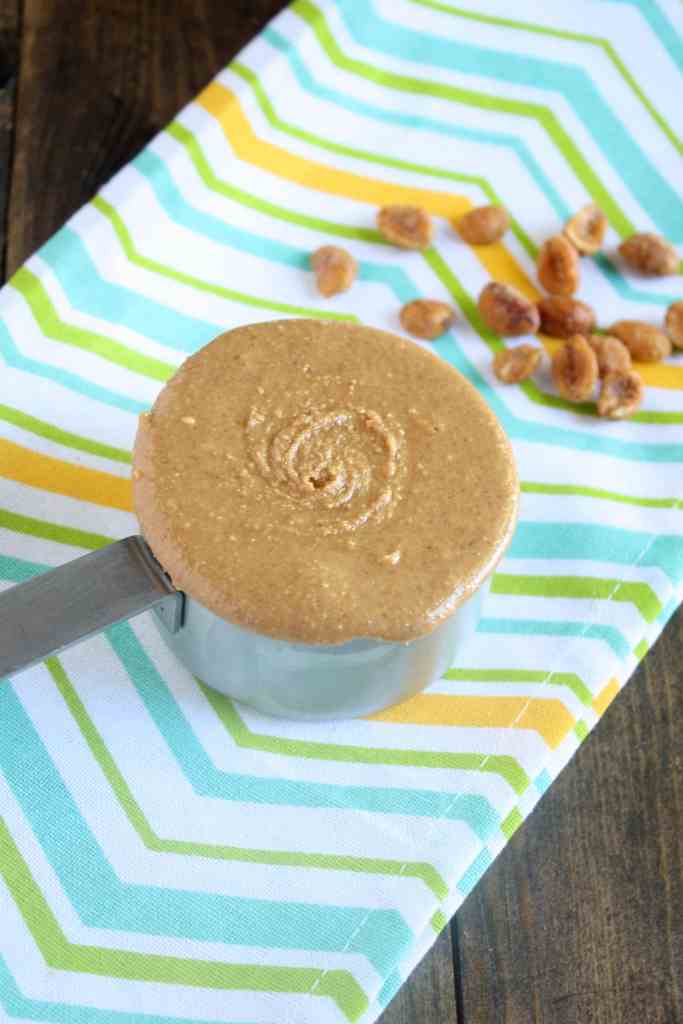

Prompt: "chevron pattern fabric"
[1,1,682,1021]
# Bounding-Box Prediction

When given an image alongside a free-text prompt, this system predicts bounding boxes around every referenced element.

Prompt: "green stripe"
[408,0,682,155]
[425,249,683,425]
[0,817,367,1021]
[501,807,524,839]
[293,0,638,239]
[47,658,448,901]
[520,481,682,510]
[229,61,536,258]
[11,267,175,383]
[443,667,592,707]
[430,910,448,933]
[633,637,649,658]
[0,509,113,551]
[91,195,352,321]
[200,685,530,795]
[492,573,662,623]
[0,404,132,464]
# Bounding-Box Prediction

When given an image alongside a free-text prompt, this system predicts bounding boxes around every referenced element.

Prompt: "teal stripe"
[260,28,678,307]
[150,127,683,462]
[510,522,683,584]
[0,957,256,1024]
[597,0,683,72]
[0,318,146,415]
[332,0,683,238]
[0,682,412,975]
[478,617,631,659]
[377,969,403,1008]
[0,556,501,841]
[40,230,221,354]
[456,847,493,896]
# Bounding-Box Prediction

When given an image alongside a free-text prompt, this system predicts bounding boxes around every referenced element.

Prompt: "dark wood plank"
[6,0,287,274]
[455,605,683,1024]
[0,0,19,279]
[378,927,459,1024]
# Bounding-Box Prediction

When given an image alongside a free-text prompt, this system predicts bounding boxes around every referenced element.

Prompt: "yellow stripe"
[0,438,133,512]
[591,677,620,717]
[371,694,574,749]
[198,82,536,298]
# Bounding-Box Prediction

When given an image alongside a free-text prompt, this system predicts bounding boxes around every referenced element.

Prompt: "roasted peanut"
[537,295,596,339]
[587,334,631,377]
[597,370,644,420]
[400,299,455,340]
[564,203,608,255]
[610,320,671,362]
[478,282,540,337]
[537,234,580,296]
[377,205,433,250]
[618,233,679,276]
[493,345,542,384]
[456,205,509,245]
[664,300,683,349]
[310,246,357,297]
[551,335,598,403]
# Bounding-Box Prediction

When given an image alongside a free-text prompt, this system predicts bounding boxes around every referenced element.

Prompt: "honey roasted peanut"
[597,370,644,420]
[587,334,632,377]
[664,300,683,349]
[400,299,455,340]
[478,282,540,337]
[456,205,510,245]
[551,334,598,402]
[564,204,608,255]
[537,295,596,339]
[619,233,679,277]
[537,234,580,296]
[377,205,434,250]
[310,246,357,297]
[610,320,671,362]
[492,345,542,384]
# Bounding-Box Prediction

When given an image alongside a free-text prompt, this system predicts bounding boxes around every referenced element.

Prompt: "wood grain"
[2,3,682,1023]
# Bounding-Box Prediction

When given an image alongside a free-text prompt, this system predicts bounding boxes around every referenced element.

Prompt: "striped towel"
[1,1,682,1021]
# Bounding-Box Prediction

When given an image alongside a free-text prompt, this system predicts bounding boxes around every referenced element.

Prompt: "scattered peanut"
[564,203,608,255]
[537,295,596,339]
[493,345,542,384]
[537,234,580,296]
[478,282,540,337]
[618,233,679,276]
[400,299,455,340]
[377,205,433,250]
[597,370,644,420]
[455,205,509,245]
[310,246,357,297]
[551,335,598,403]
[610,320,671,362]
[664,300,683,349]
[587,334,631,377]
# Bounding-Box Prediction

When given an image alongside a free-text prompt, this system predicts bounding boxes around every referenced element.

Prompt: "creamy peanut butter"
[133,320,518,644]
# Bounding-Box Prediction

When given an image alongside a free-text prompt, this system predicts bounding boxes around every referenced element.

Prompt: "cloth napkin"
[1,1,682,1021]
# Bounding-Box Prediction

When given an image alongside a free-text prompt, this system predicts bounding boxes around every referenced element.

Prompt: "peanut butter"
[133,320,518,644]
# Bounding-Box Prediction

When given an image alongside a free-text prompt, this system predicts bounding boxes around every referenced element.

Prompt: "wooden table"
[0,2,680,1021]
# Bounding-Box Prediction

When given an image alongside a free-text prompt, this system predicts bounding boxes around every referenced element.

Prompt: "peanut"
[478,282,540,337]
[537,234,580,296]
[564,203,608,255]
[310,246,357,297]
[587,334,631,377]
[597,370,644,420]
[400,299,455,340]
[377,205,433,250]
[537,295,596,339]
[610,320,671,362]
[551,335,598,403]
[664,300,683,349]
[618,233,679,276]
[456,205,509,245]
[493,344,542,384]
